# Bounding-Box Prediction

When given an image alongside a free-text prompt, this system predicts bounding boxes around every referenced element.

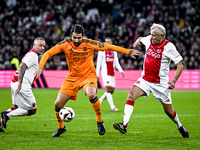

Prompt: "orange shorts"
[59,74,97,100]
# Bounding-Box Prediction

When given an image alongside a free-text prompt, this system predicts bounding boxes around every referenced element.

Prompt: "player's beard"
[73,42,81,46]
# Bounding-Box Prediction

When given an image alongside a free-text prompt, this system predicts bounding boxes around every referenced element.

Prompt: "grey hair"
[150,23,166,37]
[34,37,45,43]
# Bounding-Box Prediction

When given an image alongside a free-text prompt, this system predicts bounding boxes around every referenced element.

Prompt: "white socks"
[122,100,183,130]
[99,92,107,103]
[7,107,14,112]
[171,111,182,129]
[7,108,28,118]
[106,92,115,109]
[123,100,135,126]
[100,92,116,109]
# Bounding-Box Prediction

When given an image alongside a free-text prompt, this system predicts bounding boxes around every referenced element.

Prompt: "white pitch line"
[34,113,200,117]
[129,131,144,134]
[8,113,200,122]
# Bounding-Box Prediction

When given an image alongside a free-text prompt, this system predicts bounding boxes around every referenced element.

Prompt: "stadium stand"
[0,0,199,70]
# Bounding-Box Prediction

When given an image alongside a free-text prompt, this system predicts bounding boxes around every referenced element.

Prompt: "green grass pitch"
[0,89,200,150]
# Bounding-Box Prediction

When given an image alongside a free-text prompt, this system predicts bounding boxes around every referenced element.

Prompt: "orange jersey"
[39,38,130,77]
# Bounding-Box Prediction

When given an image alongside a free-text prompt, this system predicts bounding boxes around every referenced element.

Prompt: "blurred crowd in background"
[0,0,199,71]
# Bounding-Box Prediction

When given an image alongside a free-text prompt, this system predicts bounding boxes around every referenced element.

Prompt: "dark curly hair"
[70,24,85,36]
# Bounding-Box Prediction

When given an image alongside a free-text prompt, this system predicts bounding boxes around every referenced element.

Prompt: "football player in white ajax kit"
[96,37,124,111]
[113,23,189,138]
[0,37,46,132]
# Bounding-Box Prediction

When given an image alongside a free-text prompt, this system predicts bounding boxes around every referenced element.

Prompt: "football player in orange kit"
[34,24,141,137]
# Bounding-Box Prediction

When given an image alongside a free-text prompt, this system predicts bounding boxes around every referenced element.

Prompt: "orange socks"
[55,110,64,128]
[90,97,103,122]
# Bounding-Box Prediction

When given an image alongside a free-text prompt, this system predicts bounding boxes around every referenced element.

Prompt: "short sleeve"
[22,53,38,68]
[140,35,151,49]
[164,42,183,64]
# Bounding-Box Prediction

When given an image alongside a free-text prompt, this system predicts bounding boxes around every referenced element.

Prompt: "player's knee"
[127,86,143,101]
[127,91,134,100]
[106,87,114,94]
[87,92,96,100]
[54,101,61,108]
[31,111,36,115]
[13,105,18,109]
[54,101,65,109]
[110,89,114,94]
[28,109,37,116]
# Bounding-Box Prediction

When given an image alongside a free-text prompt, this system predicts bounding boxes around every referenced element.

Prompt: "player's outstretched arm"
[34,67,43,78]
[128,49,141,59]
[132,37,142,48]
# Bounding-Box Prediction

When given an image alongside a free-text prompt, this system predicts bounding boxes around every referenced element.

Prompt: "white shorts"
[11,81,37,110]
[102,75,115,87]
[134,77,172,104]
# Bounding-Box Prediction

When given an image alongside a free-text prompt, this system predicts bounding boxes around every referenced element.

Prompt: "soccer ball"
[59,107,75,122]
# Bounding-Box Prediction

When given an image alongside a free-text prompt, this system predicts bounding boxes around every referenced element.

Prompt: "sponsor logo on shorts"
[165,99,170,102]
[32,103,36,107]
[90,82,94,85]
[135,80,140,84]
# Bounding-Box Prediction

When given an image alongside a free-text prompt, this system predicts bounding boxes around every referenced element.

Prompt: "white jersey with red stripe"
[140,35,183,84]
[96,50,123,78]
[12,48,39,86]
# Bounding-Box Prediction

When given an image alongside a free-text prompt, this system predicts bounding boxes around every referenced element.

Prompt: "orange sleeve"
[88,39,130,54]
[38,43,65,68]
[104,43,130,54]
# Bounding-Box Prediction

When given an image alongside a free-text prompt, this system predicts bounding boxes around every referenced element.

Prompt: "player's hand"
[132,37,142,48]
[121,72,125,78]
[97,77,99,82]
[16,82,22,94]
[168,81,175,90]
[128,49,141,59]
[34,67,43,78]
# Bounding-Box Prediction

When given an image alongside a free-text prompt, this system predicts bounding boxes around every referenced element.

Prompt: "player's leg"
[1,85,17,129]
[53,77,79,137]
[99,75,111,104]
[0,105,16,131]
[106,86,118,111]
[162,103,189,138]
[155,84,189,138]
[1,107,37,129]
[113,85,146,134]
[5,107,37,117]
[52,93,71,137]
[85,85,106,135]
[6,105,16,113]
[1,86,37,128]
[86,86,102,122]
[99,75,108,103]
[99,92,106,103]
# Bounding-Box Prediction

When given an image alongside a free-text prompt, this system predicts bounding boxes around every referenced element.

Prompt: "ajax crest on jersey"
[59,107,75,122]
